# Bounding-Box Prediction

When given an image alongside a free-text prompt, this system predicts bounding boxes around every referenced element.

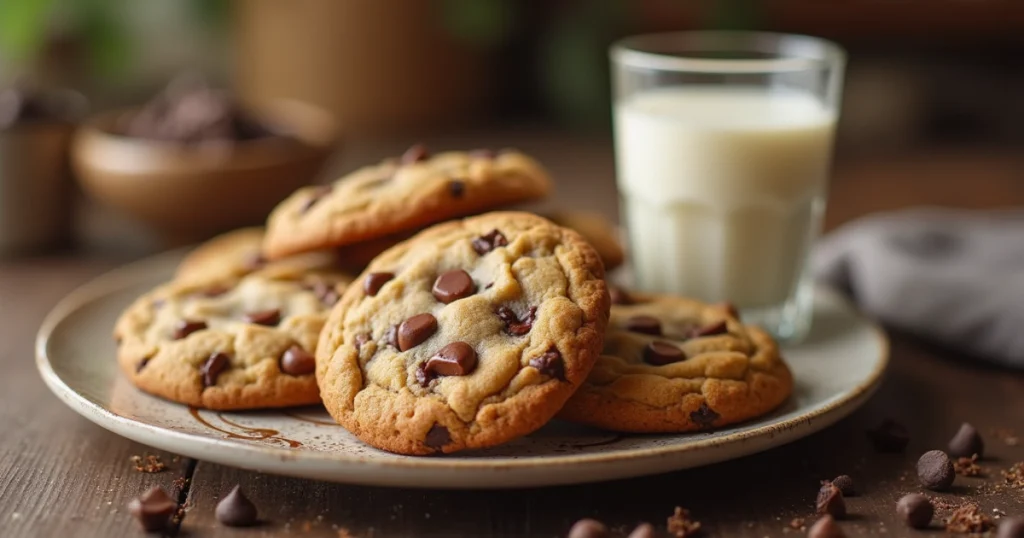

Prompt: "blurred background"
[2,0,1023,256]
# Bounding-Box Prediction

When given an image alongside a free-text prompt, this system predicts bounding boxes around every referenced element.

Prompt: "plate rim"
[35,249,890,482]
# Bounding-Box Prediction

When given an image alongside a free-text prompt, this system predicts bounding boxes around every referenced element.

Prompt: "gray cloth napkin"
[812,206,1024,368]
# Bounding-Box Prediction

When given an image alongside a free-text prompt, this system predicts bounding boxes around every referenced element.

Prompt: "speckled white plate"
[36,249,888,489]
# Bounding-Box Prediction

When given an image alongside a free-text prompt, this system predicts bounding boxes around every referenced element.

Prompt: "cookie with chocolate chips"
[558,292,793,432]
[316,211,610,455]
[114,266,352,410]
[262,146,552,260]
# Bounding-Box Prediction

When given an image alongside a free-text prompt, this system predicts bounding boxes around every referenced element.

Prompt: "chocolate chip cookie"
[558,292,793,432]
[262,146,552,260]
[175,227,343,283]
[115,267,352,410]
[316,212,610,455]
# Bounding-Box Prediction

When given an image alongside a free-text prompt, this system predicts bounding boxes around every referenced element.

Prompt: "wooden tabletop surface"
[2,133,1024,538]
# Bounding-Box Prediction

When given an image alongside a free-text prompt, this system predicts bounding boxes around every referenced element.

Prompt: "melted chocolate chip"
[398,313,438,351]
[472,229,508,255]
[643,341,685,365]
[625,315,661,335]
[201,352,230,387]
[300,184,333,213]
[688,320,728,339]
[609,286,633,305]
[354,333,371,351]
[363,272,395,296]
[449,180,465,198]
[424,423,451,449]
[401,143,429,164]
[496,306,536,336]
[432,270,475,304]
[529,349,565,381]
[174,319,207,340]
[421,342,477,382]
[690,402,720,428]
[244,309,280,326]
[281,346,315,375]
[215,485,258,527]
[128,486,177,532]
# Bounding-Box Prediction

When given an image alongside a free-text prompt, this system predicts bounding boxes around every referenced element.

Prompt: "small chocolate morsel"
[807,515,845,538]
[896,493,933,529]
[300,185,333,213]
[201,352,230,387]
[128,486,177,532]
[422,342,477,379]
[644,341,685,365]
[449,180,465,198]
[690,402,720,428]
[398,313,438,351]
[867,419,910,453]
[244,309,280,326]
[948,422,985,459]
[689,320,728,338]
[917,450,956,491]
[816,482,846,518]
[472,229,508,255]
[432,270,475,304]
[529,349,565,381]
[625,315,662,335]
[174,319,207,340]
[281,346,315,376]
[567,518,608,538]
[424,423,450,449]
[363,272,395,296]
[215,485,258,527]
[998,517,1024,538]
[496,305,536,336]
[626,523,656,538]
[401,143,429,164]
[832,475,856,496]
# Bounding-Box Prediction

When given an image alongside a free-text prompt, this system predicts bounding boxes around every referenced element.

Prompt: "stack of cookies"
[114,145,793,455]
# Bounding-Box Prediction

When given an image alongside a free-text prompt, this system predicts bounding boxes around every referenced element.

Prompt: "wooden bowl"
[72,99,338,245]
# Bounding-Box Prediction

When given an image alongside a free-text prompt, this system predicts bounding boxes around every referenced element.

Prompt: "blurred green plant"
[439,0,516,49]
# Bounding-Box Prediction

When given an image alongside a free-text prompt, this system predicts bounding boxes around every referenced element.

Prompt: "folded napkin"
[812,207,1024,368]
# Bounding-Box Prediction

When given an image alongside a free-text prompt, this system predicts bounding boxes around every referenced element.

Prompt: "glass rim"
[611,31,846,74]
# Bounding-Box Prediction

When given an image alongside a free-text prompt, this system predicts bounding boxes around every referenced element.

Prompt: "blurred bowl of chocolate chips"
[72,76,339,245]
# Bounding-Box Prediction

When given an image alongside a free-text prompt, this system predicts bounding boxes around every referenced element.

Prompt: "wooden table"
[3,136,1024,537]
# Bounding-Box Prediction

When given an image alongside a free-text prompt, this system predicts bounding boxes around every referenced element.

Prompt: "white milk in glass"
[614,87,836,308]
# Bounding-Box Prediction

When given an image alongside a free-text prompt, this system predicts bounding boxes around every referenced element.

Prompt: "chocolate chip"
[281,346,315,375]
[421,342,477,381]
[469,148,495,159]
[816,482,846,518]
[831,475,855,496]
[202,284,231,297]
[529,349,565,381]
[567,518,608,538]
[424,423,450,449]
[626,523,656,538]
[215,485,258,527]
[307,281,340,306]
[401,143,429,164]
[896,493,933,529]
[432,270,475,304]
[354,333,370,351]
[948,422,984,458]
[998,517,1024,538]
[136,357,151,373]
[201,352,230,387]
[688,320,728,338]
[128,486,177,532]
[644,341,685,365]
[496,306,536,336]
[300,184,332,213]
[472,229,508,255]
[867,419,909,453]
[690,402,719,428]
[385,325,399,348]
[244,309,280,326]
[363,272,395,296]
[449,180,465,198]
[398,313,438,351]
[609,286,633,305]
[917,450,955,491]
[807,515,845,538]
[174,319,207,340]
[625,315,661,335]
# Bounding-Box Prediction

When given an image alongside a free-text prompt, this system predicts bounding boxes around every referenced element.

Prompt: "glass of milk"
[611,32,845,342]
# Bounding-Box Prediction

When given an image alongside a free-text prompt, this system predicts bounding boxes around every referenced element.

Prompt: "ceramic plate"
[36,249,888,489]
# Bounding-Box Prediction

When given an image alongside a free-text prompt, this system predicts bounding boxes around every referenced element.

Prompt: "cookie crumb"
[1003,462,1024,489]
[667,506,702,537]
[172,477,189,491]
[788,517,806,530]
[944,503,994,534]
[953,455,984,477]
[129,454,167,473]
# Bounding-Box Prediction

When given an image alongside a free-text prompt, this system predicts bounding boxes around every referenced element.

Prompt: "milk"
[614,87,836,308]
